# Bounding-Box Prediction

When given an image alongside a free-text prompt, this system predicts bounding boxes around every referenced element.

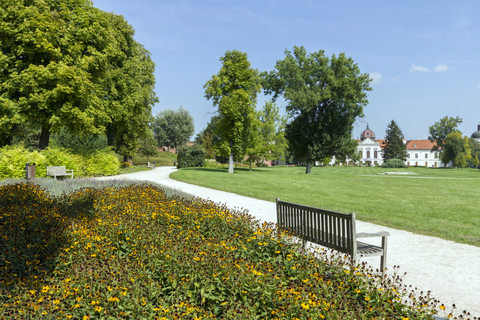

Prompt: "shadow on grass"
[0,182,98,290]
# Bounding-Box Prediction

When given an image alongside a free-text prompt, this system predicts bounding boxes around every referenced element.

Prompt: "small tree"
[152,107,195,152]
[428,116,462,166]
[382,120,408,161]
[138,133,158,163]
[473,151,480,170]
[443,132,471,167]
[50,128,108,156]
[204,50,261,173]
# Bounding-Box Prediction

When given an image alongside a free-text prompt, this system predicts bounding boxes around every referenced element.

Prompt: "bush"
[50,128,108,156]
[43,147,86,177]
[0,145,47,179]
[382,158,408,168]
[84,151,121,176]
[177,145,206,168]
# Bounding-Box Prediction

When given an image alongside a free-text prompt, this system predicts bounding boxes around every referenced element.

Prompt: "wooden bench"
[47,166,74,179]
[276,198,390,274]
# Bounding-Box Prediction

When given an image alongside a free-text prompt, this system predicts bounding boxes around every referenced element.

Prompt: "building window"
[374,150,378,159]
[408,153,411,158]
[359,150,362,158]
[425,153,428,159]
[435,153,438,159]
[415,153,418,159]
[367,150,370,158]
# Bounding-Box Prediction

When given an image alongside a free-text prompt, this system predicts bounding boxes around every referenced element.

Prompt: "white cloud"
[434,64,449,72]
[369,72,382,85]
[409,64,429,72]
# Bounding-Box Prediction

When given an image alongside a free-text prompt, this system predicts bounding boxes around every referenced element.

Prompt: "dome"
[471,124,480,140]
[360,124,375,141]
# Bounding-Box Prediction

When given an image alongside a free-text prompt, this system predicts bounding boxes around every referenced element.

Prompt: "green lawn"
[171,166,480,247]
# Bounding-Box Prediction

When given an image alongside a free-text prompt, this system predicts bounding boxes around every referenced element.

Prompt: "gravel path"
[101,166,480,318]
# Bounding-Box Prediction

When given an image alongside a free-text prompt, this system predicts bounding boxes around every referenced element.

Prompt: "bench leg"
[302,239,307,251]
[380,236,388,276]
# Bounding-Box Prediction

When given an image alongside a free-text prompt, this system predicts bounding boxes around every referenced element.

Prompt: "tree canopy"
[443,132,471,168]
[382,120,408,161]
[262,46,372,173]
[152,107,195,152]
[0,0,157,153]
[428,116,463,165]
[204,50,261,173]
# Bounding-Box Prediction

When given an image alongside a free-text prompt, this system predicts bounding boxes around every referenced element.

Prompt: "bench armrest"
[66,169,74,173]
[356,231,390,238]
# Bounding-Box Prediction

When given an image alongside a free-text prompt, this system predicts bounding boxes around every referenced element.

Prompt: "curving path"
[100,166,480,318]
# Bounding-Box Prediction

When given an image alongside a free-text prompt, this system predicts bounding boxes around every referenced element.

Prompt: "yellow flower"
[440,305,446,311]
[365,296,371,301]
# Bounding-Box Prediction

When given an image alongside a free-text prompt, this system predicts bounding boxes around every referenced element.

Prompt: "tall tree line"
[0,0,157,162]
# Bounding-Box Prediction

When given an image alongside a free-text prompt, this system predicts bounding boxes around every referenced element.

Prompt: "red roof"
[405,140,436,150]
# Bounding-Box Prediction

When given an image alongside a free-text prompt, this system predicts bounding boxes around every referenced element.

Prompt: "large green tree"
[382,120,408,161]
[0,1,157,155]
[152,107,195,153]
[204,50,261,173]
[428,116,463,166]
[263,46,372,173]
[0,0,111,149]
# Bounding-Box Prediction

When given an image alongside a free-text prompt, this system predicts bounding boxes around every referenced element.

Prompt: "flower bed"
[0,182,457,319]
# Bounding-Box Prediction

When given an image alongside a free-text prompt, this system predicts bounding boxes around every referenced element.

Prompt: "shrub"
[177,145,206,168]
[0,145,47,179]
[43,147,86,177]
[84,151,120,176]
[382,158,408,168]
[50,128,108,156]
[120,162,131,168]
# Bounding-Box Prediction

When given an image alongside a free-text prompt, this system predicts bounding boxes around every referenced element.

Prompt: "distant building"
[471,123,480,142]
[334,125,445,167]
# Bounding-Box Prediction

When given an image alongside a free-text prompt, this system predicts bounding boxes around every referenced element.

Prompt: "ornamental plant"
[0,181,471,319]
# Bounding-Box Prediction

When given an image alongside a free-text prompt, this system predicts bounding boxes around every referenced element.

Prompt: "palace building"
[354,125,442,167]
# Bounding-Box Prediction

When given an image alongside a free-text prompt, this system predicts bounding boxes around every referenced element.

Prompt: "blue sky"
[92,0,480,140]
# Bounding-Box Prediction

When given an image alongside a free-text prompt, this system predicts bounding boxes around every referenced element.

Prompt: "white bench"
[47,166,74,179]
[147,162,155,169]
[276,198,390,275]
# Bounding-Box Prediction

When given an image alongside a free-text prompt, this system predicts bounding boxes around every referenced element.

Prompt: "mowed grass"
[171,166,480,247]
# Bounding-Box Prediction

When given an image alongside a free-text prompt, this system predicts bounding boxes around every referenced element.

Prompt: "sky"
[92,0,480,140]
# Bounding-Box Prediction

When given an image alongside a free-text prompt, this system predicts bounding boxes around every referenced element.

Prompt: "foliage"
[0,145,120,179]
[0,182,446,319]
[0,1,157,152]
[137,131,159,162]
[247,101,288,167]
[204,50,261,173]
[0,0,112,149]
[84,151,121,177]
[102,15,158,162]
[152,107,195,151]
[428,116,463,165]
[177,144,207,169]
[382,158,408,168]
[262,46,372,173]
[0,145,47,179]
[382,120,408,161]
[195,115,222,160]
[443,132,471,168]
[50,128,108,156]
[468,138,480,169]
[42,147,86,177]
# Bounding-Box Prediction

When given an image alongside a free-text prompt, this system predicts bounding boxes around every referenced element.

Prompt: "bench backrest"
[47,166,66,175]
[276,199,356,255]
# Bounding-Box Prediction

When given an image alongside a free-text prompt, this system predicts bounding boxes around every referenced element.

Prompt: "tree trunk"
[228,140,234,173]
[228,151,234,173]
[249,158,252,171]
[305,160,312,174]
[39,125,51,150]
[123,155,133,166]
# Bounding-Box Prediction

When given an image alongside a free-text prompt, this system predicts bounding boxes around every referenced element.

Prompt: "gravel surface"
[100,166,480,318]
